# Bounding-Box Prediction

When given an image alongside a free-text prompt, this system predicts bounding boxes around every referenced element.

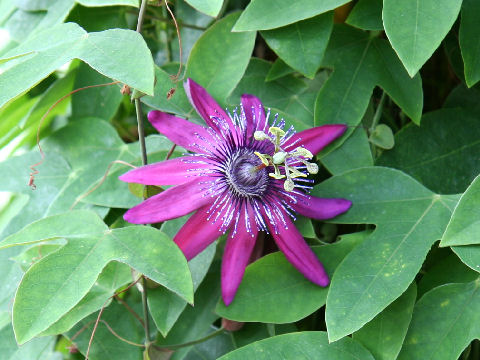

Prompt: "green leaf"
[0,118,143,235]
[218,332,375,360]
[41,261,132,336]
[383,0,462,77]
[71,62,123,121]
[0,323,58,360]
[265,58,295,81]
[0,22,154,108]
[460,0,480,87]
[216,231,368,323]
[369,123,394,150]
[321,126,373,175]
[142,66,194,120]
[315,25,422,154]
[149,242,216,336]
[76,0,139,6]
[185,12,256,103]
[353,284,416,360]
[232,0,350,31]
[417,254,479,298]
[441,175,480,246]
[312,167,459,341]
[377,108,480,194]
[398,280,480,360]
[2,210,192,344]
[452,246,480,273]
[346,0,383,31]
[261,13,333,78]
[66,300,143,360]
[185,0,223,17]
[155,270,221,360]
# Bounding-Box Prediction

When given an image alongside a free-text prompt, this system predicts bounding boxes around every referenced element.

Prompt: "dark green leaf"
[312,167,459,341]
[261,13,333,78]
[265,58,295,81]
[460,0,480,87]
[377,108,480,194]
[216,231,368,323]
[383,0,462,77]
[233,0,350,31]
[452,246,480,273]
[218,331,375,360]
[185,12,256,103]
[417,254,479,298]
[353,284,416,360]
[398,280,480,360]
[315,25,422,155]
[346,0,383,31]
[321,126,373,175]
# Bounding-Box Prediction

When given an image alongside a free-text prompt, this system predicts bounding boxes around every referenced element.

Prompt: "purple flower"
[120,79,351,305]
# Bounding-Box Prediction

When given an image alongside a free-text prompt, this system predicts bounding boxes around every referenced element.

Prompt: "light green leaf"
[77,0,139,6]
[233,0,350,31]
[215,231,368,323]
[460,0,480,87]
[346,0,383,31]
[398,280,480,360]
[185,12,256,103]
[452,246,480,273]
[369,123,394,150]
[4,210,192,344]
[149,242,216,336]
[353,284,416,360]
[218,332,375,360]
[383,0,462,77]
[185,0,223,17]
[41,261,132,335]
[377,108,480,194]
[321,126,373,175]
[0,22,154,108]
[441,175,480,246]
[261,13,333,78]
[0,323,58,360]
[315,25,422,156]
[312,167,459,341]
[71,62,123,121]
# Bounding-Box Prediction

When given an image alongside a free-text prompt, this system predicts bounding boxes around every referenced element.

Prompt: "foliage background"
[0,0,479,359]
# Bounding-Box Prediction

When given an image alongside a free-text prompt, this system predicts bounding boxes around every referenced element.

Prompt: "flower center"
[224,148,269,198]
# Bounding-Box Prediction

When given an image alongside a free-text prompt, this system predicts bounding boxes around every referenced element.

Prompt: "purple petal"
[174,205,224,261]
[291,194,352,220]
[123,179,213,224]
[221,204,258,306]
[147,110,215,153]
[119,156,212,186]
[262,205,329,286]
[241,94,268,139]
[184,79,235,132]
[284,124,347,155]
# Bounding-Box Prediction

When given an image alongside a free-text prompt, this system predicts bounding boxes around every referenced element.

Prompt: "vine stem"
[369,91,386,133]
[152,327,225,350]
[135,0,151,346]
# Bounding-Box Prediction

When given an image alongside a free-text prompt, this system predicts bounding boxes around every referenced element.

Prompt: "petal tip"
[222,291,235,306]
